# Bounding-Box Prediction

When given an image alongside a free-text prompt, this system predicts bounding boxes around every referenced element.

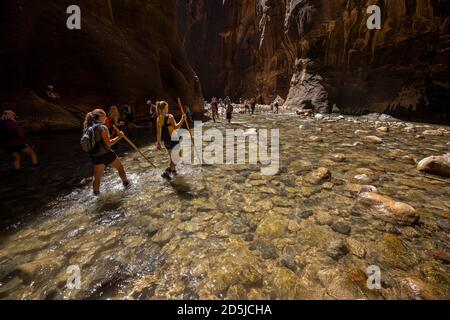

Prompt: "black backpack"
[80,124,101,153]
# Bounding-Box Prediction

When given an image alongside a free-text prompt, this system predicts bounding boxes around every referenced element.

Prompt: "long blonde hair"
[157,101,168,125]
[83,109,106,129]
[108,105,120,123]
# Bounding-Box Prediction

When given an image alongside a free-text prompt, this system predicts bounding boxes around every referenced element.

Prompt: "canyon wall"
[0,0,203,131]
[178,0,450,123]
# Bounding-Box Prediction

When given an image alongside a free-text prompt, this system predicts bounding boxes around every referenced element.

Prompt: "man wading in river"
[82,109,130,196]
[156,101,186,180]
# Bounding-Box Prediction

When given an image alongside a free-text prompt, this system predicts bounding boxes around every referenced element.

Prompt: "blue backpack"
[80,124,101,153]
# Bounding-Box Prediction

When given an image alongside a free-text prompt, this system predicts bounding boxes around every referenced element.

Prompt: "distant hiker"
[46,85,61,103]
[106,105,122,136]
[251,98,256,115]
[148,100,158,129]
[226,102,234,124]
[82,109,129,196]
[275,101,280,114]
[244,99,250,114]
[270,103,274,113]
[0,110,39,170]
[156,101,186,180]
[211,97,219,123]
[123,103,137,128]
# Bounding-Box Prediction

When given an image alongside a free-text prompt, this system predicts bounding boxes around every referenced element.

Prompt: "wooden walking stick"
[178,98,202,164]
[113,125,156,168]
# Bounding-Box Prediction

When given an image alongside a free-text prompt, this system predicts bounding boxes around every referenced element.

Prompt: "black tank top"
[162,115,172,142]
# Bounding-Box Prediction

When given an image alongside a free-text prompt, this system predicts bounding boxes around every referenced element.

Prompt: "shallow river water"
[0,111,449,300]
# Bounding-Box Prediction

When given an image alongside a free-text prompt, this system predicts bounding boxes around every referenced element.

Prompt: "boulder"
[417,154,450,177]
[358,192,419,226]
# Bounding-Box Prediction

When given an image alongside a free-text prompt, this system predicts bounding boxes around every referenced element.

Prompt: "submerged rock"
[417,154,450,177]
[363,136,383,144]
[326,240,349,260]
[358,192,419,226]
[305,168,331,185]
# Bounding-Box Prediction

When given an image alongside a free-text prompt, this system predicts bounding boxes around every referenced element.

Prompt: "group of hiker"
[209,96,234,123]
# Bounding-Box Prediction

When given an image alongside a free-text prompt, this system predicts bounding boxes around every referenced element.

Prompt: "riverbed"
[0,111,449,300]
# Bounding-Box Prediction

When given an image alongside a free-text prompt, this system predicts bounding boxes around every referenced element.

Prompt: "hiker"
[123,103,137,128]
[0,110,39,170]
[211,97,218,123]
[82,109,129,196]
[275,101,280,114]
[251,98,256,115]
[105,105,123,150]
[157,101,186,178]
[270,103,274,113]
[244,99,250,114]
[46,85,61,103]
[148,100,158,129]
[226,101,234,124]
[156,101,186,180]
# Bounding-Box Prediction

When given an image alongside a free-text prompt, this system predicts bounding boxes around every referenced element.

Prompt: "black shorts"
[3,144,27,153]
[226,113,232,120]
[91,152,117,166]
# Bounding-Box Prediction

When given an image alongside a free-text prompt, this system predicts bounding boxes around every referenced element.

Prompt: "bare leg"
[11,152,21,170]
[23,146,38,165]
[110,158,128,184]
[93,164,106,194]
[168,150,176,172]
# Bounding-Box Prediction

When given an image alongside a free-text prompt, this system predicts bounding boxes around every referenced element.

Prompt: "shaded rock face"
[0,0,203,130]
[178,0,450,123]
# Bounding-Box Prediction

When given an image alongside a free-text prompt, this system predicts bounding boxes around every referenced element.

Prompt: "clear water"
[0,112,449,300]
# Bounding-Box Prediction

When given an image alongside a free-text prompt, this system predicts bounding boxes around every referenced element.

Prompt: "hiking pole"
[113,125,156,168]
[178,98,202,165]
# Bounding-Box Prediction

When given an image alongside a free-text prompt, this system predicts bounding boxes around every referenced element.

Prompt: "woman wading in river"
[83,109,130,195]
[156,101,186,180]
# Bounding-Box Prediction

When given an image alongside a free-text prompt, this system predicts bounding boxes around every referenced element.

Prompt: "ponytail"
[83,109,106,129]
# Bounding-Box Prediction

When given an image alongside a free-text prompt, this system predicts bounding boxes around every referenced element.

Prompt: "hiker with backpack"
[0,110,39,170]
[81,109,130,196]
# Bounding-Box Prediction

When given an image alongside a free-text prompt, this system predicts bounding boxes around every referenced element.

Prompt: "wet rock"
[345,238,366,258]
[298,210,314,219]
[308,136,323,143]
[363,136,383,144]
[305,168,331,185]
[326,240,349,260]
[401,226,420,238]
[282,246,297,272]
[315,211,334,226]
[152,228,174,245]
[417,153,450,177]
[398,277,439,300]
[358,192,419,226]
[226,284,247,300]
[422,130,444,136]
[331,222,351,235]
[271,268,306,300]
[230,224,249,235]
[377,127,389,133]
[331,154,346,162]
[180,212,193,222]
[254,240,278,260]
[376,234,419,270]
[322,182,334,190]
[0,277,23,296]
[315,114,325,120]
[353,174,373,184]
[404,126,417,133]
[256,216,287,239]
[288,220,301,233]
[354,130,369,135]
[207,248,263,295]
[344,183,377,194]
[428,249,450,264]
[436,218,450,232]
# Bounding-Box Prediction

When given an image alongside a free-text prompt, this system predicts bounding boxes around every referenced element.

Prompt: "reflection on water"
[0,112,449,300]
